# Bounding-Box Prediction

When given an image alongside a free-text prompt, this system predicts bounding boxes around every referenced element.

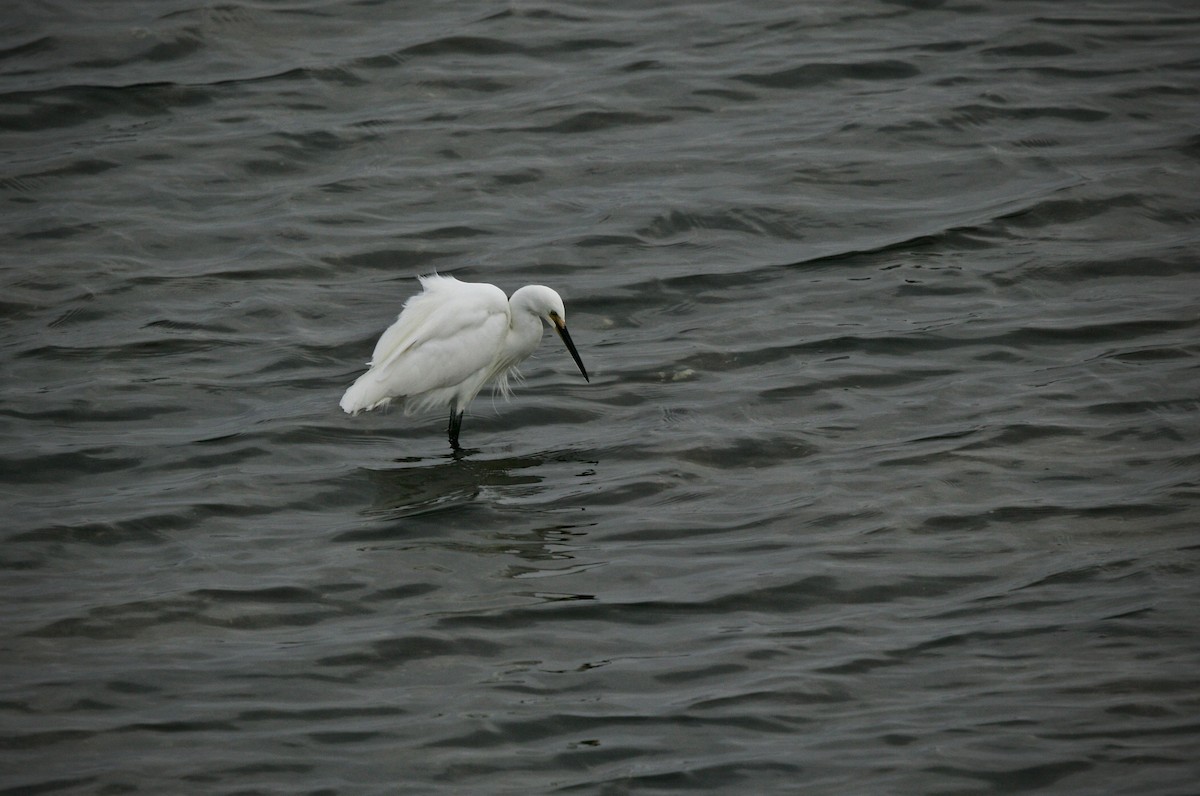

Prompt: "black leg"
[448,409,464,450]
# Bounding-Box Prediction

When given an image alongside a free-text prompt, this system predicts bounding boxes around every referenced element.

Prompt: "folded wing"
[340,277,511,414]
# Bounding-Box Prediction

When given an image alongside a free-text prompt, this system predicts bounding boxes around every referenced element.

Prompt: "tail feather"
[339,371,391,414]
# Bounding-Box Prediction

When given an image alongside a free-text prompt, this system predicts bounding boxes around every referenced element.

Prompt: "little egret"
[340,275,589,449]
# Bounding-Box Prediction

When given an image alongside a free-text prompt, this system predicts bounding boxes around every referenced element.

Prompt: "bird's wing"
[369,275,453,364]
[368,278,493,361]
[367,278,510,393]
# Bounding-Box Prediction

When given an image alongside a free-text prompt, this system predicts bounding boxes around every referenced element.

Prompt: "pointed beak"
[553,318,589,382]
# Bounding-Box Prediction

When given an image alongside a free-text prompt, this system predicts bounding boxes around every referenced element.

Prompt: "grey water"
[3,1,1199,793]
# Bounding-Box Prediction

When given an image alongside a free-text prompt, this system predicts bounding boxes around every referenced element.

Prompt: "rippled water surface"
[4,1,1199,793]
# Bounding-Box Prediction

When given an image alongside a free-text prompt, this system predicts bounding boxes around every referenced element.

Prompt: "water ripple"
[3,1,1199,794]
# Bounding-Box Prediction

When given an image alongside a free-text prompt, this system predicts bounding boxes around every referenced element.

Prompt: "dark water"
[3,1,1199,793]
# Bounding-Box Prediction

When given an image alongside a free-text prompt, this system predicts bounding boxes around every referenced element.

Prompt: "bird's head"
[511,285,589,383]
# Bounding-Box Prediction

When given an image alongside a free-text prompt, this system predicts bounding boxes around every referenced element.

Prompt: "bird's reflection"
[337,449,601,591]
[363,451,546,518]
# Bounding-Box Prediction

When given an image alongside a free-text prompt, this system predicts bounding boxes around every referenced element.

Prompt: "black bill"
[555,323,589,382]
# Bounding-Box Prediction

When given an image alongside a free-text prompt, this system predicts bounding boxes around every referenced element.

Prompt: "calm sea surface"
[3,1,1199,793]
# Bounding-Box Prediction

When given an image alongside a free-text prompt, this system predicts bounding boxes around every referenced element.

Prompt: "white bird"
[340,275,589,449]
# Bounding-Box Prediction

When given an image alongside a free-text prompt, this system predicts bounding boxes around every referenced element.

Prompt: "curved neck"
[501,301,544,367]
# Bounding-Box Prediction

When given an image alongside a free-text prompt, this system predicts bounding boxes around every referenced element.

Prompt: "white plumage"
[340,275,589,448]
